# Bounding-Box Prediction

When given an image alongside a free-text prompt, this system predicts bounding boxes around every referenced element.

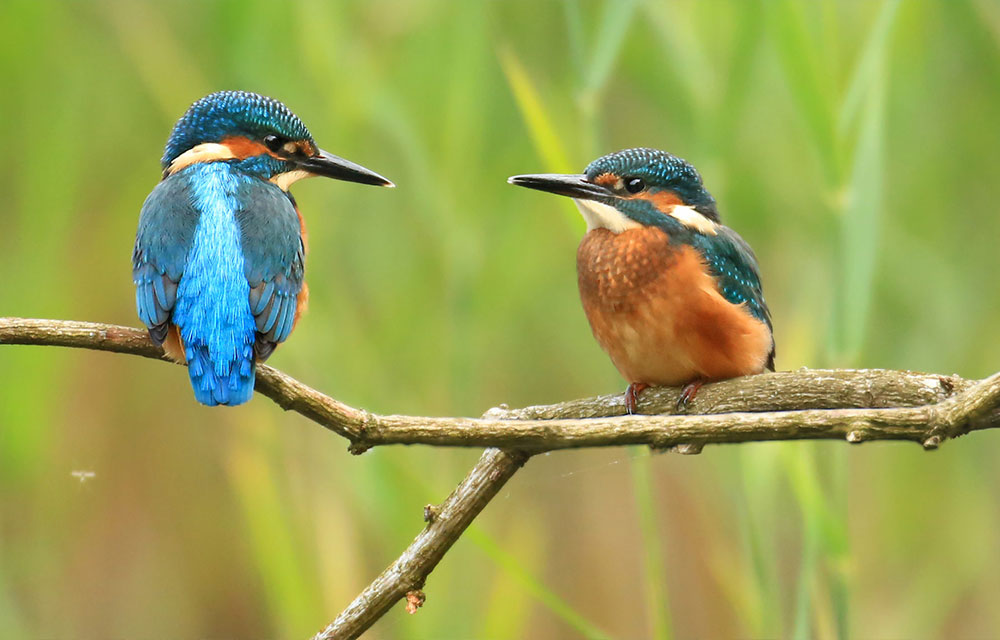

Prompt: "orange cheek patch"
[221,135,272,159]
[631,190,683,207]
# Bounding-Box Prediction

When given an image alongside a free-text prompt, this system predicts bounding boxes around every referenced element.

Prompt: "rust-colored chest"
[576,227,678,314]
[575,227,772,386]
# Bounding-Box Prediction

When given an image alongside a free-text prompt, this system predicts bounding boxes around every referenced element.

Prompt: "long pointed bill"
[297,148,394,187]
[507,173,612,200]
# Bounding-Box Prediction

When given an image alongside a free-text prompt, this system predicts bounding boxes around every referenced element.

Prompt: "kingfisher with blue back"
[509,148,774,414]
[133,90,392,406]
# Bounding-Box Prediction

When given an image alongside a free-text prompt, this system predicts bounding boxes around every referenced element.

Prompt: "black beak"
[297,148,394,187]
[507,173,611,200]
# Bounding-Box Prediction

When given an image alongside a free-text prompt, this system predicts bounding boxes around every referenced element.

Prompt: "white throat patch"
[573,198,642,233]
[270,169,312,191]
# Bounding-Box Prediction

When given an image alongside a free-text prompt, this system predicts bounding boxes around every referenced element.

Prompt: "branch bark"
[3,317,998,639]
[317,448,529,638]
[2,318,994,452]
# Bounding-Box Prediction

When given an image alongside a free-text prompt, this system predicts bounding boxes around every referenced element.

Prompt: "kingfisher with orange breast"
[509,148,774,414]
[133,91,392,406]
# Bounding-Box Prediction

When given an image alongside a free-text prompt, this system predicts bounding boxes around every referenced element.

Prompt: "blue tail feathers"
[184,338,256,406]
[174,284,257,406]
[172,250,258,406]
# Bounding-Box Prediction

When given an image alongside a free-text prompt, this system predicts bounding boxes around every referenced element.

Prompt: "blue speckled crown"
[585,147,716,213]
[585,147,702,189]
[162,91,313,168]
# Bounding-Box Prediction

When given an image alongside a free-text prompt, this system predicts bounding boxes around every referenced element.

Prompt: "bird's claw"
[624,382,649,415]
[676,380,705,411]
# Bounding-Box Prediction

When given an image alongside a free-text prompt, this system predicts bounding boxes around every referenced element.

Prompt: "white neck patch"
[167,142,236,175]
[668,205,718,235]
[573,198,642,233]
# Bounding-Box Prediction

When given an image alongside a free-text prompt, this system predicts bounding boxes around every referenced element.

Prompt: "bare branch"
[4,316,999,640]
[0,317,369,442]
[1,318,992,452]
[315,448,529,639]
[313,374,999,639]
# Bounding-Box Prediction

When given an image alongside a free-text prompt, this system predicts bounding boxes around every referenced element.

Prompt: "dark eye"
[263,134,284,152]
[625,177,646,194]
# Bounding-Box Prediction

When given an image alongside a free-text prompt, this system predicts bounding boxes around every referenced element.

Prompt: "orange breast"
[577,227,772,386]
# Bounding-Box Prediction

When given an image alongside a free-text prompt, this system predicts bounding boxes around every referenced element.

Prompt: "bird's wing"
[132,177,199,344]
[692,225,775,369]
[235,181,305,361]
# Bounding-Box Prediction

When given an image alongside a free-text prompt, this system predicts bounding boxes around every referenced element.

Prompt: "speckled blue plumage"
[162,91,312,169]
[133,162,304,406]
[585,148,718,217]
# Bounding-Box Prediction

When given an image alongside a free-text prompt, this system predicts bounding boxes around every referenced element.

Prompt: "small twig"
[3,316,999,640]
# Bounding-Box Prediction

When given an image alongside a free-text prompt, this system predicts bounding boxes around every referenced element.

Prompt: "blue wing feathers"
[237,184,304,357]
[691,225,776,369]
[133,177,197,343]
[134,259,177,338]
[278,293,295,343]
[132,164,303,405]
[249,280,275,315]
[250,275,299,345]
[692,227,772,327]
[261,296,281,334]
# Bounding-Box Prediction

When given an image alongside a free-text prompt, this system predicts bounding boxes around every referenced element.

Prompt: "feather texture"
[236,175,304,359]
[170,163,257,406]
[690,226,775,369]
[577,226,774,385]
[131,162,304,406]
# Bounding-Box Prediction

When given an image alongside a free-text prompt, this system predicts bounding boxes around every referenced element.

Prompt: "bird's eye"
[625,177,646,194]
[263,134,284,152]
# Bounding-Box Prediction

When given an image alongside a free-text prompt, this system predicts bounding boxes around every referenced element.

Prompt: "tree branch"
[2,318,994,452]
[315,448,530,638]
[3,316,999,639]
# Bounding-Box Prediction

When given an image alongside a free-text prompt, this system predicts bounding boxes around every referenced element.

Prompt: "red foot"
[624,382,649,415]
[677,380,705,410]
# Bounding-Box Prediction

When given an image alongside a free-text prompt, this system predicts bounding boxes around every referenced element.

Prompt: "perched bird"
[509,148,774,413]
[133,91,392,406]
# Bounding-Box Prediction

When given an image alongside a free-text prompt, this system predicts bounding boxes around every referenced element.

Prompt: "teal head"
[508,147,719,234]
[161,90,393,189]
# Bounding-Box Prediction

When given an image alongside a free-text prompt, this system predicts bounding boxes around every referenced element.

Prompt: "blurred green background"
[2,0,1000,637]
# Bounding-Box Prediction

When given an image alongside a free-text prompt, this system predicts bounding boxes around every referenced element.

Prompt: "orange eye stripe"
[631,190,683,207]
[223,135,316,160]
[221,135,271,159]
